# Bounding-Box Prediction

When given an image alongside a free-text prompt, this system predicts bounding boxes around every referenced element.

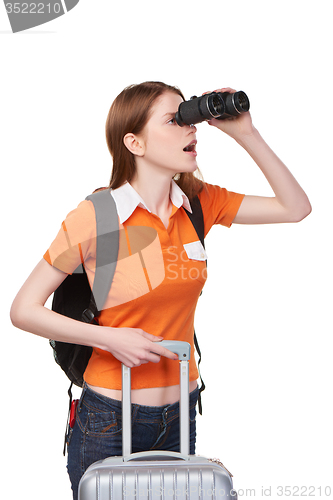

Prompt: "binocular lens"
[209,94,225,116]
[234,91,250,113]
[175,90,250,126]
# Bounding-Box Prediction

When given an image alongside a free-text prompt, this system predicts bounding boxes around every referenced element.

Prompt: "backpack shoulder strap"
[81,189,120,323]
[182,194,205,248]
[183,194,206,415]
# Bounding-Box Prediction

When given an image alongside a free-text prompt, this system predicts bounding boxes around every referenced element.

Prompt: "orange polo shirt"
[44,181,244,389]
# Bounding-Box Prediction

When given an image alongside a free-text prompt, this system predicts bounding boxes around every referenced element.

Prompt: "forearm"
[238,128,310,212]
[10,299,108,350]
[232,128,312,223]
[10,299,178,368]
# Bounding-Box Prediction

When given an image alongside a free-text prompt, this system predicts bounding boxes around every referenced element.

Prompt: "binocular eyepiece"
[175,91,250,127]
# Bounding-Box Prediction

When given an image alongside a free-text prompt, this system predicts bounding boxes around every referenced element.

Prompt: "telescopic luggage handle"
[122,340,191,457]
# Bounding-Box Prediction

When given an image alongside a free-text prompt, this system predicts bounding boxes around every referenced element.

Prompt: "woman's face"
[138,91,198,176]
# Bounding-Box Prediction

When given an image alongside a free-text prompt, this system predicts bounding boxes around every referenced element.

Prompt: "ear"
[123,133,145,157]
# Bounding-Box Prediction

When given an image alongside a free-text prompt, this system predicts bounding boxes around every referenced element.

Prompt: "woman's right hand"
[100,327,179,368]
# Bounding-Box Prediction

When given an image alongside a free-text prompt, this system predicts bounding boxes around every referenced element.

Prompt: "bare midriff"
[87,380,198,406]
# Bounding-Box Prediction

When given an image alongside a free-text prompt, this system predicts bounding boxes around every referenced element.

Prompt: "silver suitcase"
[78,341,236,499]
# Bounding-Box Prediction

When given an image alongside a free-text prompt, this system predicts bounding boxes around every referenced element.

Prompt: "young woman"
[10,81,311,499]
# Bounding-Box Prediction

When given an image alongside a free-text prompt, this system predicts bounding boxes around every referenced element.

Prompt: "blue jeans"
[67,383,198,500]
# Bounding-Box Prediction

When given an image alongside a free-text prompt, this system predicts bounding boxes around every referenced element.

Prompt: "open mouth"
[183,140,197,154]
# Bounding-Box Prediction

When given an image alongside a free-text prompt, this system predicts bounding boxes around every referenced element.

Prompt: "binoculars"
[175,91,250,127]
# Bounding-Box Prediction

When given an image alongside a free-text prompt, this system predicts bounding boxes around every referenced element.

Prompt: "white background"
[1,0,332,498]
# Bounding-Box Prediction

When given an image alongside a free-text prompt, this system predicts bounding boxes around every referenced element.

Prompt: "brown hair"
[105,81,204,200]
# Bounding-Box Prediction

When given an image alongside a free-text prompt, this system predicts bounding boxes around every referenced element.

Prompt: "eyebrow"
[162,112,176,118]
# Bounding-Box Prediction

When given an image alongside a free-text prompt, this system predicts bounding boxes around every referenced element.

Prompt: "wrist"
[235,126,260,148]
[91,325,115,352]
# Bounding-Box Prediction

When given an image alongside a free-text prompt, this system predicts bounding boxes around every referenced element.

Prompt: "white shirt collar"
[111,180,192,224]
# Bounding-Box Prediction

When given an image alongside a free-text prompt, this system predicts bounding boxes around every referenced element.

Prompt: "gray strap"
[85,189,119,314]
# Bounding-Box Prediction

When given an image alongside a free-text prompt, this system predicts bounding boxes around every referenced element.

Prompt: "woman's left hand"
[204,87,255,142]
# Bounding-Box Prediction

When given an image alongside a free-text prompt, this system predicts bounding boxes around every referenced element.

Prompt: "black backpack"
[49,189,206,411]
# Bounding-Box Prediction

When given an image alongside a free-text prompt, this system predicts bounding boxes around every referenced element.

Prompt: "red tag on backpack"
[69,399,79,428]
